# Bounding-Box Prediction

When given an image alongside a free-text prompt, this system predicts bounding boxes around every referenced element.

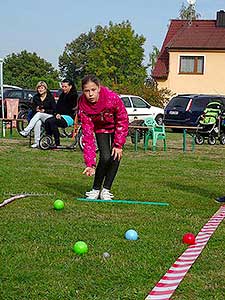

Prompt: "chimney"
[216,10,225,27]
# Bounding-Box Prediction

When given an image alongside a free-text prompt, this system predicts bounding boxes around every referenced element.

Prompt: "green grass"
[0,132,225,300]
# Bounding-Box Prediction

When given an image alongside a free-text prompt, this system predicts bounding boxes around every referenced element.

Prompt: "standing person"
[78,74,129,200]
[45,79,78,147]
[20,81,56,148]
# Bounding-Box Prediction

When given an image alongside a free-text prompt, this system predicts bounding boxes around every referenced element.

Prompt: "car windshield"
[166,97,190,109]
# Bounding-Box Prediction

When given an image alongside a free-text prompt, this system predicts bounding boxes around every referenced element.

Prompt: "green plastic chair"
[144,117,166,151]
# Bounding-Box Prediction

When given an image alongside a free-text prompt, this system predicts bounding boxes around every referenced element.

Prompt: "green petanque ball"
[73,241,88,255]
[54,199,64,210]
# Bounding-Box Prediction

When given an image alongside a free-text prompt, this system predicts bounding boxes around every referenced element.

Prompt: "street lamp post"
[0,58,5,136]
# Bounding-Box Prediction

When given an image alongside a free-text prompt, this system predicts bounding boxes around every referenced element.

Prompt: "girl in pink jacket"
[78,75,129,200]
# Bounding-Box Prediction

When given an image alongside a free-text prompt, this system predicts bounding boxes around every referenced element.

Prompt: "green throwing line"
[76,198,169,206]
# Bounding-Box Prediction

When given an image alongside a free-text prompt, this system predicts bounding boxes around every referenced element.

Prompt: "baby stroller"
[195,101,225,145]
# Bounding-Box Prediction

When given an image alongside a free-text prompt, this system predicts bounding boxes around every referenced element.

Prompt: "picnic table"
[129,124,202,152]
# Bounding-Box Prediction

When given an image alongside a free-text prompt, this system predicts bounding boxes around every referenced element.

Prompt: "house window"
[179,56,204,74]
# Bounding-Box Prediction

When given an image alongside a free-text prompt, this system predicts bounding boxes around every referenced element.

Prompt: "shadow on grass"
[46,181,88,198]
[164,181,216,199]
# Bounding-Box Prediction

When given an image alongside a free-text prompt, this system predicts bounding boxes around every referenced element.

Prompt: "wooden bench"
[0,118,27,138]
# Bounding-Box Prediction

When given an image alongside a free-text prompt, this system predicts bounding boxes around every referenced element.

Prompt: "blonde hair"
[36,81,48,91]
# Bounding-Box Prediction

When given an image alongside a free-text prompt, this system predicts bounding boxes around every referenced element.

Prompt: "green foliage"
[179,3,201,20]
[59,31,96,85]
[3,50,60,89]
[112,82,173,108]
[59,21,147,88]
[148,45,160,71]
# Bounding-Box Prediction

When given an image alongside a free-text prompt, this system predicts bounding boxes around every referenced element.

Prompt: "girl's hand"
[112,147,123,160]
[83,167,96,176]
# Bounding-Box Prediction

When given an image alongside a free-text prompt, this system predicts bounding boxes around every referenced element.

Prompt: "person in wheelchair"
[20,81,56,148]
[44,79,78,147]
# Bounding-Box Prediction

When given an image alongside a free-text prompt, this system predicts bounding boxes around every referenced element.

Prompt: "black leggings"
[45,117,67,146]
[93,133,120,190]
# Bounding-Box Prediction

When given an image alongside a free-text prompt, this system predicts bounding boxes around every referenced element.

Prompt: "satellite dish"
[187,0,196,4]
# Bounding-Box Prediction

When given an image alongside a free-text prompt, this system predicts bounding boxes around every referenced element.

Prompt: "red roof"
[152,19,225,79]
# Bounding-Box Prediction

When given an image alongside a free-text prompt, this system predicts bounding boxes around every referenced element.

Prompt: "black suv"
[3,89,36,110]
[164,94,225,126]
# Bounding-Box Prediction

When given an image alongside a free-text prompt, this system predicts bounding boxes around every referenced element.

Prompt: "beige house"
[152,10,225,96]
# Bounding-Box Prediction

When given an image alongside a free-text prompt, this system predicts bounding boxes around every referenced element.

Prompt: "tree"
[179,2,201,20]
[59,31,96,84]
[59,21,147,89]
[148,45,160,71]
[3,50,60,89]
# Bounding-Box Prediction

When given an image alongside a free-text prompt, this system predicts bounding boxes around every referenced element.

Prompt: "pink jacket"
[78,86,129,167]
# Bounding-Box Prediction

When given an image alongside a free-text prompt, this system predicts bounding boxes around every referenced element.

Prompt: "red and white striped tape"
[145,205,225,300]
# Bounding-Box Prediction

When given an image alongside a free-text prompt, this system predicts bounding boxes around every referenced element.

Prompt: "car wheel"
[155,114,163,125]
[219,134,225,145]
[208,135,216,145]
[195,134,204,145]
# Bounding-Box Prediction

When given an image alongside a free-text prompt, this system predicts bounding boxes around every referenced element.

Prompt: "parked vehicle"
[0,88,36,117]
[50,89,62,101]
[16,89,83,134]
[2,85,22,97]
[164,94,225,127]
[4,88,36,109]
[50,89,82,102]
[120,94,164,124]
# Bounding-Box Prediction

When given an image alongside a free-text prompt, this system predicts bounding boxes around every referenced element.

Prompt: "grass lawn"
[0,131,225,300]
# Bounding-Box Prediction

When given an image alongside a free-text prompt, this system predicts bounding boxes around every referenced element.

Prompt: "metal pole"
[0,58,5,137]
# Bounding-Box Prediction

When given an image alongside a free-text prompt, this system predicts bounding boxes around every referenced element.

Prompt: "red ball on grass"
[182,232,196,245]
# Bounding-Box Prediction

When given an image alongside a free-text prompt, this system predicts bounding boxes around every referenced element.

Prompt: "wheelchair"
[39,125,84,151]
[17,108,97,151]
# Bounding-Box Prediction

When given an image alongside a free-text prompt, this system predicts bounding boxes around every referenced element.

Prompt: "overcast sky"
[1,0,224,69]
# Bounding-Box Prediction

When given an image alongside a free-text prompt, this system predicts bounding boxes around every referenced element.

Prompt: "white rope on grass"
[0,194,29,208]
[0,193,55,208]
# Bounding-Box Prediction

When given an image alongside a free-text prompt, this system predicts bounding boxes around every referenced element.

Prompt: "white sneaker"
[100,189,114,200]
[31,143,38,148]
[20,130,29,137]
[85,189,100,199]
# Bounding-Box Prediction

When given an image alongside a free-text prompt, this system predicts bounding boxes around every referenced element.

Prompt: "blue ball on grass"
[125,229,139,240]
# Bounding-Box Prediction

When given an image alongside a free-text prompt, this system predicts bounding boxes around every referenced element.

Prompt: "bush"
[111,82,173,108]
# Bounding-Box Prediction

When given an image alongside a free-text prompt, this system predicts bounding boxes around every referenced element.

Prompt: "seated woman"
[44,79,78,146]
[20,81,56,148]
